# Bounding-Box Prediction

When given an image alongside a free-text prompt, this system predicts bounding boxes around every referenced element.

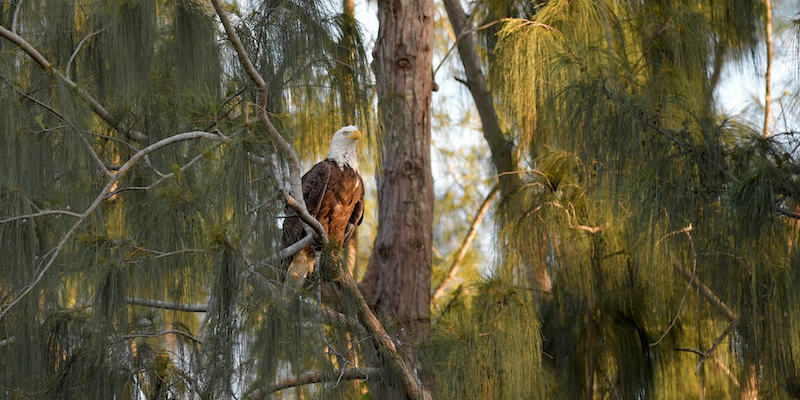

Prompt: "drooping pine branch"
[0,24,147,142]
[0,131,230,322]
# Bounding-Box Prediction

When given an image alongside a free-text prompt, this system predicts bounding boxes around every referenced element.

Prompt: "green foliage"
[430,277,547,399]
[0,0,375,398]
[488,0,800,398]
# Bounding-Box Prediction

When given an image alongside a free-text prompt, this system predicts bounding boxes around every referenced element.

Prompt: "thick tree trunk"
[361,0,434,372]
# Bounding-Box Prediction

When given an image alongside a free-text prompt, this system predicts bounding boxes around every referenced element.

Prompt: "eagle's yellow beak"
[348,130,362,140]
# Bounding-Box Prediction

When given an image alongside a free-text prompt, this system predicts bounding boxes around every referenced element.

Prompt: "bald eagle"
[281,125,365,286]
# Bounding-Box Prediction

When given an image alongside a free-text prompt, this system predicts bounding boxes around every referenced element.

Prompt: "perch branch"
[284,194,328,244]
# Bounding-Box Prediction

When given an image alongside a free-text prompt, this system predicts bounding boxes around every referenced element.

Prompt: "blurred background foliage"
[1,0,800,399]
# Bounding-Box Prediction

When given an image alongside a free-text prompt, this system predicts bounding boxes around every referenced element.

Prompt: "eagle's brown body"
[282,159,364,282]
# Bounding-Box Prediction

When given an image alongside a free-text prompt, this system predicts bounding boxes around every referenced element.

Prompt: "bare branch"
[0,24,147,142]
[673,262,738,323]
[250,367,378,397]
[0,74,114,176]
[331,259,428,400]
[0,74,64,120]
[209,0,304,207]
[10,0,22,34]
[442,0,519,196]
[123,329,201,344]
[66,28,105,78]
[1,210,83,224]
[431,185,498,305]
[0,131,229,322]
[651,224,696,347]
[674,347,740,387]
[127,298,209,313]
[280,232,316,260]
[284,194,328,244]
[695,320,737,373]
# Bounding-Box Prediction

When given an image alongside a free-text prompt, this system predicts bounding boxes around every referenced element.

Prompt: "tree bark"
[360,0,434,394]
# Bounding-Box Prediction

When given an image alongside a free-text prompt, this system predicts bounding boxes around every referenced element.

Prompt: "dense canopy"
[1,0,799,399]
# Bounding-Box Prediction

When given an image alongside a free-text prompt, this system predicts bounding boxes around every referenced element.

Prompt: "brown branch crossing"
[672,263,738,322]
[251,367,379,397]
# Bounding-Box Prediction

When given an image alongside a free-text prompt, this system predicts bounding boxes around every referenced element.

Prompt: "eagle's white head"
[327,125,361,170]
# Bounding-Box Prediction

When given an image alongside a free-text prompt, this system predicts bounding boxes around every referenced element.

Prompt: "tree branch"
[442,0,519,196]
[672,262,738,323]
[674,347,740,387]
[0,24,147,142]
[209,0,304,208]
[284,194,328,244]
[695,320,737,373]
[127,298,209,313]
[66,28,105,79]
[123,329,201,344]
[431,185,498,306]
[1,210,82,224]
[279,232,316,260]
[250,367,379,397]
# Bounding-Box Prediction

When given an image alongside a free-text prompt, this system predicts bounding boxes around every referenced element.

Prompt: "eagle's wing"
[301,160,333,218]
[281,161,333,276]
[349,175,365,227]
[343,175,365,245]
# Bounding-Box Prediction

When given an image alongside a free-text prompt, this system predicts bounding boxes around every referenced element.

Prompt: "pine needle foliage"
[487,0,800,398]
[430,277,547,399]
[0,0,375,398]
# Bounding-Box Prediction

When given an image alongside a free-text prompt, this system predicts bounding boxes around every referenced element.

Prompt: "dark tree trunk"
[361,0,434,357]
